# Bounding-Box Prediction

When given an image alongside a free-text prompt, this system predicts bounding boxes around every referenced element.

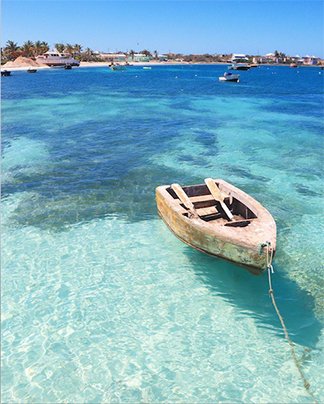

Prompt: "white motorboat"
[36,51,79,67]
[219,72,240,82]
[228,63,250,71]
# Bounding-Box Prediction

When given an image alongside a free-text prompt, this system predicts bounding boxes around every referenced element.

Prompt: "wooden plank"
[189,195,215,203]
[171,184,198,218]
[204,178,233,221]
[196,206,218,216]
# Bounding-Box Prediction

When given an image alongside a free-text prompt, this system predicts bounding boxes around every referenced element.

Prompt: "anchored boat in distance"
[228,63,250,71]
[36,51,80,67]
[219,72,240,82]
[1,70,11,76]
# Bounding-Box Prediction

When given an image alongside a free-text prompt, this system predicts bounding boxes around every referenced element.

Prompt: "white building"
[127,53,152,62]
[99,53,126,62]
[303,55,320,65]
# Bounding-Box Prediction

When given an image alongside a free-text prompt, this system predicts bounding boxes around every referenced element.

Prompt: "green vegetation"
[1,40,103,64]
[1,40,49,63]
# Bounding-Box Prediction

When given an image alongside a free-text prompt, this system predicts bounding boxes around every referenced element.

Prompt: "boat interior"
[167,183,257,227]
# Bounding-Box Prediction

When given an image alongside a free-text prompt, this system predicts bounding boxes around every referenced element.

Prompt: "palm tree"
[129,49,135,61]
[4,40,20,60]
[73,44,82,55]
[21,40,34,58]
[54,43,65,53]
[40,41,49,54]
[33,40,44,56]
[65,43,74,55]
[4,40,19,53]
[141,49,152,57]
[81,48,93,61]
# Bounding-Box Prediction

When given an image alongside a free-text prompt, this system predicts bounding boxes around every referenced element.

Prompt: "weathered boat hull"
[156,180,276,274]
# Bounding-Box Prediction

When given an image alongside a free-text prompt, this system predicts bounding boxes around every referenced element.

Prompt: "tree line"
[1,40,105,63]
[1,40,160,64]
[2,41,316,65]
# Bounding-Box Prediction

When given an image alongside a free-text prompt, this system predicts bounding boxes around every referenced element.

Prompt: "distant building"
[302,55,320,65]
[127,53,152,62]
[290,55,304,65]
[231,53,249,62]
[100,53,126,62]
[158,54,168,61]
[264,53,278,63]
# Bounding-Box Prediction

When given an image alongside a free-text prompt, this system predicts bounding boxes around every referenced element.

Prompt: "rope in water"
[265,245,317,402]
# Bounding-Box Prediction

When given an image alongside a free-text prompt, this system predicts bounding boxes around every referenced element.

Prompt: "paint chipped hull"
[156,179,276,274]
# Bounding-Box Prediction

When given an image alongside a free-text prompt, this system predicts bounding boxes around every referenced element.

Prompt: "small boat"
[143,66,152,70]
[109,64,126,71]
[228,63,250,71]
[156,178,276,273]
[290,63,298,68]
[27,68,37,73]
[64,64,72,70]
[1,70,11,76]
[248,63,258,68]
[219,72,240,82]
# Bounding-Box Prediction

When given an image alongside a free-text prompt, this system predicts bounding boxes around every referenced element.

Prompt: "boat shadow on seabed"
[183,247,322,349]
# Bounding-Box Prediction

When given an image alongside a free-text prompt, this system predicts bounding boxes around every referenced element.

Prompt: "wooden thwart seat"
[171,184,218,219]
[171,184,199,218]
[195,206,218,217]
[189,195,215,204]
[171,183,234,221]
[204,178,233,221]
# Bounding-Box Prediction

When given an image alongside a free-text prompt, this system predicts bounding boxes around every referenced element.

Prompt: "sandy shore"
[1,66,51,71]
[1,61,228,71]
[2,61,321,71]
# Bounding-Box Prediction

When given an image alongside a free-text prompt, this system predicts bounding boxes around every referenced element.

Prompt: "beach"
[1,60,220,71]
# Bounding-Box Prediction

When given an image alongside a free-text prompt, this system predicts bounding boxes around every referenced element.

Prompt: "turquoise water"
[2,65,324,402]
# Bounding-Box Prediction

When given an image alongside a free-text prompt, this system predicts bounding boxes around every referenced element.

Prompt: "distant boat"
[248,63,258,68]
[1,70,11,76]
[143,66,152,70]
[36,51,79,67]
[27,68,37,73]
[219,72,240,82]
[109,64,126,71]
[290,63,298,68]
[228,63,250,71]
[64,64,72,70]
[156,178,276,273]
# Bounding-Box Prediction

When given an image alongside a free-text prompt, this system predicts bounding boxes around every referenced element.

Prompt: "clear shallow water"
[1,65,324,402]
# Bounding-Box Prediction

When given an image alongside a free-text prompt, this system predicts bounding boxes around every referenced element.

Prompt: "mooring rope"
[265,245,317,402]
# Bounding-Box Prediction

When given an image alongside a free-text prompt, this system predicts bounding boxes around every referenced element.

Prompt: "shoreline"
[1,61,322,71]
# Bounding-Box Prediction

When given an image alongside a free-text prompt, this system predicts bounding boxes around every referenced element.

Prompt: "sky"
[2,0,324,57]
